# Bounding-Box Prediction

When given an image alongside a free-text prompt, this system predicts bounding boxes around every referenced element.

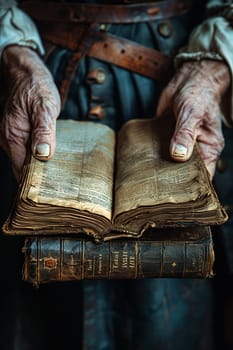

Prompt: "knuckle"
[1,115,28,146]
[36,116,55,130]
[31,91,61,118]
[174,123,196,143]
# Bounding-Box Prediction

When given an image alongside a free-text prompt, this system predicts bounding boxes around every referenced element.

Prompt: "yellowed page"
[27,120,115,220]
[114,117,215,218]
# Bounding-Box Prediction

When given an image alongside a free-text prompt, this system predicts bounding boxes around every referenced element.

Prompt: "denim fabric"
[83,279,213,350]
[41,3,215,349]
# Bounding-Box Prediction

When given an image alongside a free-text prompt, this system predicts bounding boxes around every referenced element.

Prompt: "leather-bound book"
[2,116,227,242]
[22,226,215,286]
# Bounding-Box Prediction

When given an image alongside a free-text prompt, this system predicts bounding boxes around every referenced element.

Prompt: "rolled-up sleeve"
[0,0,44,57]
[175,0,233,125]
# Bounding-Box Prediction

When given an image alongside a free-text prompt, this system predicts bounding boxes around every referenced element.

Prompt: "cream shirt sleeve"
[0,0,44,57]
[175,0,233,125]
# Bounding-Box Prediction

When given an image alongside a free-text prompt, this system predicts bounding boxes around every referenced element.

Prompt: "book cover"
[22,226,215,285]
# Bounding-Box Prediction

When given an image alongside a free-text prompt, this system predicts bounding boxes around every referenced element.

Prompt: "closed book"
[22,226,214,286]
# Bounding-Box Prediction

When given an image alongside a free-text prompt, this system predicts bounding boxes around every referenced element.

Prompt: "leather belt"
[37,23,174,105]
[37,22,173,82]
[20,1,184,105]
[21,0,191,24]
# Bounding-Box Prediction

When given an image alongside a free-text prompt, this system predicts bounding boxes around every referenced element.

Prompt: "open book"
[2,116,228,242]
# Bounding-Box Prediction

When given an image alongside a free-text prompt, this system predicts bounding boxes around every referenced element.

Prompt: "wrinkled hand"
[0,45,61,181]
[156,60,230,178]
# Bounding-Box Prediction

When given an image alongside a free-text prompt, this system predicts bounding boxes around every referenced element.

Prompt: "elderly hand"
[156,59,230,179]
[0,45,61,181]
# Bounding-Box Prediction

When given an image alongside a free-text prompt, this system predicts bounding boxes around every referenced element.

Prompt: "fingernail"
[35,143,50,157]
[172,144,187,158]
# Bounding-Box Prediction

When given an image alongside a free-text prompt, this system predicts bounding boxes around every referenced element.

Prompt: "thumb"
[31,112,57,161]
[170,111,200,162]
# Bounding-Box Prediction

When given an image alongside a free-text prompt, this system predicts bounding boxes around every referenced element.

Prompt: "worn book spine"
[22,233,215,285]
